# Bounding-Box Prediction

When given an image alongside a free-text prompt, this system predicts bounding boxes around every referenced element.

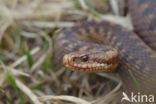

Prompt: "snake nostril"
[80,55,89,62]
[72,57,76,62]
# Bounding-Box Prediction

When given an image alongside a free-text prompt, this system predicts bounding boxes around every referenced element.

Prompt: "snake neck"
[55,21,156,94]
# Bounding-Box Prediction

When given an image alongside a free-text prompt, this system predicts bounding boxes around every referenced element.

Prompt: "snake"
[54,0,156,95]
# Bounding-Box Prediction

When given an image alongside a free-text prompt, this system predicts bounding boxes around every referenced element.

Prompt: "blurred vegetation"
[0,0,126,104]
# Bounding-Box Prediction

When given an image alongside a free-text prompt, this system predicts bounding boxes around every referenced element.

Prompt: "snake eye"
[80,55,89,62]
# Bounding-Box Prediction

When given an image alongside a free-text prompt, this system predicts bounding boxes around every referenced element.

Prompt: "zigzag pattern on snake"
[54,0,156,95]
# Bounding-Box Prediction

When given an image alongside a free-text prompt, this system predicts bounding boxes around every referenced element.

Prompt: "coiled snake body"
[54,0,156,95]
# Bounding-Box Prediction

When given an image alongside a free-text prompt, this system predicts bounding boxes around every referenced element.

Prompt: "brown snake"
[54,0,156,95]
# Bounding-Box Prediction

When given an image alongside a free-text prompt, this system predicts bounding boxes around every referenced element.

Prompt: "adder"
[54,0,156,95]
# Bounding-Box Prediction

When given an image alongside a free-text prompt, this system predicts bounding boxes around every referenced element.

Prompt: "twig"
[39,95,91,104]
[16,79,43,104]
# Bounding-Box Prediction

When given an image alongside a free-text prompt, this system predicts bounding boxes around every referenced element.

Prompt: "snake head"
[63,49,119,72]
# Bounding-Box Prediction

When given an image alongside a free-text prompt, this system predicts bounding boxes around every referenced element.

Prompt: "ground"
[0,0,128,104]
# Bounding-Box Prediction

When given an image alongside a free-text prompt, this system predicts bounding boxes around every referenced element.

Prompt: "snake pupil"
[80,55,89,62]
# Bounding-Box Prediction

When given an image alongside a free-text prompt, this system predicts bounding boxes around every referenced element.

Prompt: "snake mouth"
[63,50,119,72]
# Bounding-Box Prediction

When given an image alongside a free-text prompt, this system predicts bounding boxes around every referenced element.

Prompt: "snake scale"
[54,0,156,95]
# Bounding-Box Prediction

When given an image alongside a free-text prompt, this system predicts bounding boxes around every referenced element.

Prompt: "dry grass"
[0,0,132,104]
